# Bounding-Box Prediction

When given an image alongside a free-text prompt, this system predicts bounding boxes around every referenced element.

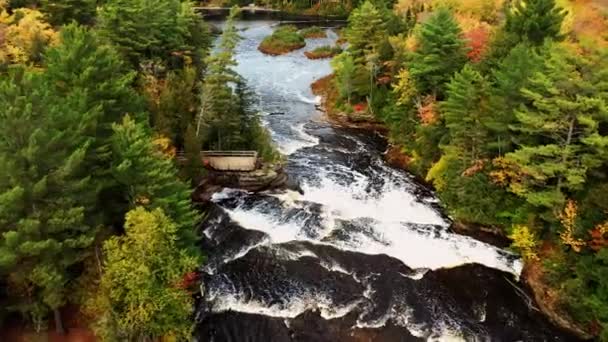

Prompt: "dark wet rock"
[193,164,291,204]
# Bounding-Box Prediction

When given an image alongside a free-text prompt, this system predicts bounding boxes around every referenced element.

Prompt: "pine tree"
[487,43,547,155]
[182,123,203,182]
[43,23,144,226]
[442,64,492,162]
[92,207,199,340]
[346,1,386,61]
[110,116,200,251]
[41,0,96,26]
[196,6,243,150]
[505,0,567,46]
[407,7,467,99]
[0,68,98,332]
[497,46,608,211]
[98,0,207,67]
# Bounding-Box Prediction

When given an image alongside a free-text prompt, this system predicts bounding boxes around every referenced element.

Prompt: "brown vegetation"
[304,45,342,59]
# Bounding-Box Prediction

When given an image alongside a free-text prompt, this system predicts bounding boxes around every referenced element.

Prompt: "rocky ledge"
[192,164,302,204]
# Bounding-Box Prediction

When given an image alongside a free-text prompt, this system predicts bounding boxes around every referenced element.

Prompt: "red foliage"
[465,26,490,63]
[352,102,367,112]
[178,271,200,290]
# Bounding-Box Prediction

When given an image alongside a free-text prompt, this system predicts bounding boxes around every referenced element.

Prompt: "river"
[194,21,577,341]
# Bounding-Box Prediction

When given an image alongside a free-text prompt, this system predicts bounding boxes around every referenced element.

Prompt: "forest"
[0,1,275,339]
[322,0,608,338]
[0,0,607,340]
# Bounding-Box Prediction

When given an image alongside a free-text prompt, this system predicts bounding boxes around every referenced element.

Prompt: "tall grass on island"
[304,45,342,59]
[258,25,305,55]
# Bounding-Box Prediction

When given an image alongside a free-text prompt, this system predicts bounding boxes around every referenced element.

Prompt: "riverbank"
[310,73,593,340]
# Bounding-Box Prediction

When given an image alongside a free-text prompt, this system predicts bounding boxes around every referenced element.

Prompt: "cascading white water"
[213,21,522,276]
[196,21,571,342]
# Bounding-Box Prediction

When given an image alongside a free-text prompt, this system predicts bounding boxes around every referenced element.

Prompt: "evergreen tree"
[346,1,386,61]
[41,0,96,26]
[43,23,144,226]
[196,6,243,150]
[182,123,203,182]
[331,51,367,102]
[98,0,208,68]
[407,7,467,99]
[442,64,492,162]
[110,116,200,251]
[0,69,98,331]
[487,43,546,155]
[498,46,608,212]
[92,207,199,340]
[505,0,567,46]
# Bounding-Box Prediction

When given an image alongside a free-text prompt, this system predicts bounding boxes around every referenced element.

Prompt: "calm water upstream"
[194,21,578,342]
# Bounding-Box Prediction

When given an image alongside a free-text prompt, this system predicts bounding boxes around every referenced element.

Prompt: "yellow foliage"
[405,34,418,52]
[431,0,504,23]
[426,155,449,191]
[558,200,585,252]
[0,8,57,65]
[393,68,417,105]
[394,0,430,16]
[509,224,539,261]
[490,157,529,195]
[152,135,177,159]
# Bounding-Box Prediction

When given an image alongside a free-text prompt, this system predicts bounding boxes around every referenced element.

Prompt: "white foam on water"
[204,238,270,275]
[278,122,320,155]
[208,288,362,321]
[217,175,523,277]
[302,177,445,226]
[318,260,351,276]
[400,269,429,280]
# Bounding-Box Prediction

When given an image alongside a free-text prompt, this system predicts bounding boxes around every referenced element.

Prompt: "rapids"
[194,21,578,341]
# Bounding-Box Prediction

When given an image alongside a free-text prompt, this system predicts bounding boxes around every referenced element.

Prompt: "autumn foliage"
[464,25,490,62]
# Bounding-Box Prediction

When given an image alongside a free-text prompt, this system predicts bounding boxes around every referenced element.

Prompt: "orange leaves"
[461,159,486,177]
[464,25,490,63]
[416,95,438,126]
[589,221,608,252]
[490,157,522,187]
[558,200,586,252]
[152,135,176,159]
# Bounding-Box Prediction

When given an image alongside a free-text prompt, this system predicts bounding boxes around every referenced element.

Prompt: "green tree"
[92,207,199,340]
[98,0,208,68]
[331,51,367,102]
[407,7,467,99]
[346,1,386,61]
[41,0,96,26]
[196,6,243,150]
[505,0,567,46]
[43,23,144,226]
[442,64,492,162]
[487,43,547,155]
[110,116,200,251]
[143,65,200,146]
[498,46,608,212]
[0,69,98,332]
